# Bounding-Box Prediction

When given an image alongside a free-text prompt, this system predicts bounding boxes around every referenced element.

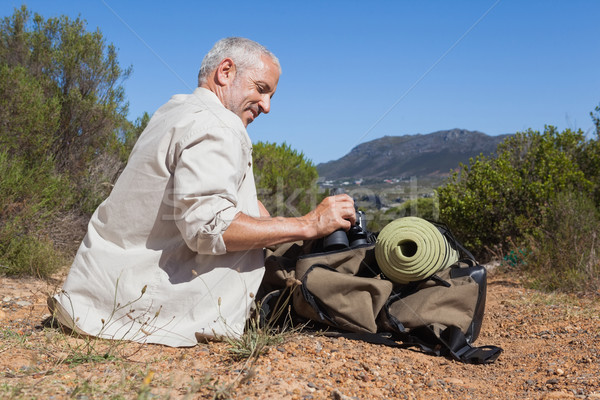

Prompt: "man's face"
[224,55,280,127]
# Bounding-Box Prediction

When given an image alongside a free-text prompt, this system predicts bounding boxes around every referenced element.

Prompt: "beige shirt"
[53,88,265,347]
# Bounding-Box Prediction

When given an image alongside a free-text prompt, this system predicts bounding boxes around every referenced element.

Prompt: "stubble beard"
[224,76,248,124]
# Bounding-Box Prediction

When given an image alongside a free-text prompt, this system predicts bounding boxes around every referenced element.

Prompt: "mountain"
[316,129,511,180]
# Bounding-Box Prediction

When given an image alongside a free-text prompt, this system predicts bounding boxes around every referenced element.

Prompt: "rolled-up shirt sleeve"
[171,126,248,255]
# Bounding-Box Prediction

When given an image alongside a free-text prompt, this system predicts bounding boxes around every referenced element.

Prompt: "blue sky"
[2,1,599,164]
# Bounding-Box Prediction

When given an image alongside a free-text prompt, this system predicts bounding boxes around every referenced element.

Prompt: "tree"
[0,6,135,276]
[0,64,60,164]
[252,141,321,217]
[0,5,132,176]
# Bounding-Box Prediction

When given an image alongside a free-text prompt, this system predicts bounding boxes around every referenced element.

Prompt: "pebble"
[332,389,353,400]
[541,391,575,399]
[16,300,32,307]
[443,377,464,386]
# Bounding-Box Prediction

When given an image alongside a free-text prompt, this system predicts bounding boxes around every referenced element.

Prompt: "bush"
[438,126,595,260]
[0,151,74,277]
[521,191,600,293]
[0,223,66,277]
[253,141,321,217]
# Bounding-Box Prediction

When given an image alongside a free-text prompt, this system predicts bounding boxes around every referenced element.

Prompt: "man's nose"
[259,94,271,114]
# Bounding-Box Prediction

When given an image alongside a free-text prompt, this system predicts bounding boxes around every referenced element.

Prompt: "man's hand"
[300,194,356,238]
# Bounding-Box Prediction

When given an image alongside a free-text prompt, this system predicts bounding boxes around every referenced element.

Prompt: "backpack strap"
[322,327,502,364]
[382,286,503,364]
[439,325,503,364]
[430,220,477,262]
[381,323,502,364]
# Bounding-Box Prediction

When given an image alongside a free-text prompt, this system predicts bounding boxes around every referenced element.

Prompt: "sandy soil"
[1,271,599,399]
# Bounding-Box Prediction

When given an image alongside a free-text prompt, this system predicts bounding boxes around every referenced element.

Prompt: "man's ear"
[215,58,236,86]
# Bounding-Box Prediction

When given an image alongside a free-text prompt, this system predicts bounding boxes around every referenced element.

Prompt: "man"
[50,37,355,347]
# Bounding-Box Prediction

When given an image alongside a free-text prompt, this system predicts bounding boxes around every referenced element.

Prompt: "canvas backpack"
[257,220,503,364]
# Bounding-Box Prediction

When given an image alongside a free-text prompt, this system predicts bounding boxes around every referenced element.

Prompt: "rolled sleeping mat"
[375,217,459,284]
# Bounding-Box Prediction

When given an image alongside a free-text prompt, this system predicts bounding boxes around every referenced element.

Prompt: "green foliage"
[0,223,66,277]
[0,6,137,276]
[0,64,60,162]
[0,6,132,175]
[116,112,150,162]
[438,126,597,259]
[522,191,600,293]
[0,151,74,277]
[253,141,321,216]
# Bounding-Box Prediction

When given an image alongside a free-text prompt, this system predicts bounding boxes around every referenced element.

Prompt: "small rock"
[16,300,32,307]
[444,377,464,385]
[556,368,565,376]
[331,389,352,400]
[541,391,575,399]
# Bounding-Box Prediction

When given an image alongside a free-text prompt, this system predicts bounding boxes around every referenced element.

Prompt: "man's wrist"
[295,216,318,240]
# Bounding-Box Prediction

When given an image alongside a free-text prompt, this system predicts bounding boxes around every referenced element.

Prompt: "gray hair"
[197,37,280,86]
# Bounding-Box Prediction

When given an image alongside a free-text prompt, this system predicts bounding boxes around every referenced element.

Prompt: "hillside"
[317,129,511,180]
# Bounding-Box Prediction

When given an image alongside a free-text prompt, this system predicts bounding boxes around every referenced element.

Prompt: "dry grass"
[0,276,299,400]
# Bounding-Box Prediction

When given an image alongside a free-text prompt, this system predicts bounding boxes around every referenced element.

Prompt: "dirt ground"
[1,269,599,400]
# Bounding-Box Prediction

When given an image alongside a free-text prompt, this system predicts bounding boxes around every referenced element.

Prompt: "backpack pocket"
[292,244,393,333]
[380,262,486,343]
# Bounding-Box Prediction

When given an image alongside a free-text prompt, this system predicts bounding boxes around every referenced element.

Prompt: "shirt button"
[248,162,252,167]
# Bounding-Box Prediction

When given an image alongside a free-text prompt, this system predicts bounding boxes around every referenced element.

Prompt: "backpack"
[257,218,503,364]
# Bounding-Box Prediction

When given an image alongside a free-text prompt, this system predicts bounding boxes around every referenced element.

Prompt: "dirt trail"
[0,272,599,399]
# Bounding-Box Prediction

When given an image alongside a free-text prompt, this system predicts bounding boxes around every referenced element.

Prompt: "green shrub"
[522,191,600,293]
[0,222,66,277]
[253,141,321,217]
[0,151,74,277]
[438,126,595,260]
